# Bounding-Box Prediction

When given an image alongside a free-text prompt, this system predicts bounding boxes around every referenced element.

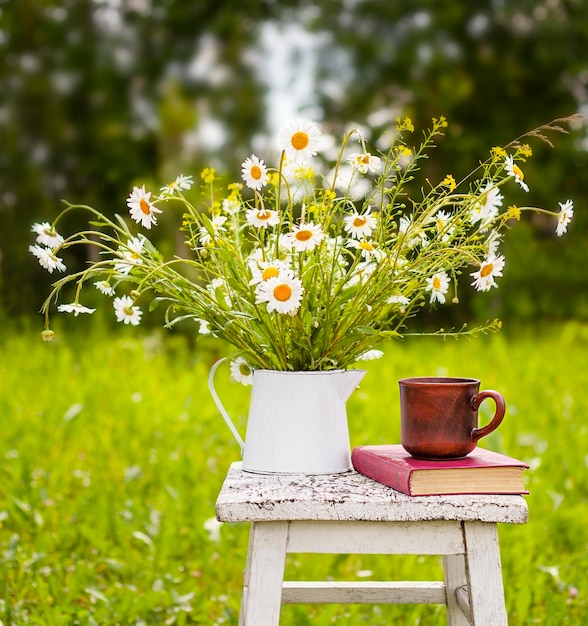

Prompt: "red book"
[351,444,529,496]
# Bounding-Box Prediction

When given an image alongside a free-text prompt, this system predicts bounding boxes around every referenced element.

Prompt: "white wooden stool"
[216,462,528,626]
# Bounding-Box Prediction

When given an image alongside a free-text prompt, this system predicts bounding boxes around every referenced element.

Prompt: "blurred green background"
[2,0,587,326]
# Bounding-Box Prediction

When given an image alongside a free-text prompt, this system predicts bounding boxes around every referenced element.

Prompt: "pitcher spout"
[335,369,366,402]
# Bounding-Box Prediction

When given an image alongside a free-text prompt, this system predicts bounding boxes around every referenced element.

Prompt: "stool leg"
[240,521,289,626]
[443,553,471,626]
[463,522,508,626]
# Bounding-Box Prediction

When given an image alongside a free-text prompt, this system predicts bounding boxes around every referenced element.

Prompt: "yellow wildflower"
[507,205,521,221]
[294,164,315,181]
[306,204,323,219]
[322,189,337,204]
[441,174,457,191]
[519,144,533,158]
[492,146,507,159]
[201,168,216,184]
[396,117,414,132]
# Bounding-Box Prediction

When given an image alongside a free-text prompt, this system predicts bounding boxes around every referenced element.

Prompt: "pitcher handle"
[208,357,245,453]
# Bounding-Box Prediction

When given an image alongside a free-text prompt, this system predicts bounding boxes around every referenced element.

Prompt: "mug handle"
[470,390,506,443]
[208,357,245,453]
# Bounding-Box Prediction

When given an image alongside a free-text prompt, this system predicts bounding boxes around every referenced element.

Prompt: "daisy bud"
[452,296,459,304]
[41,329,55,342]
[130,290,141,299]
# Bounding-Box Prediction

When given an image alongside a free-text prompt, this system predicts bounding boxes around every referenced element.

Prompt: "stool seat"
[216,462,528,625]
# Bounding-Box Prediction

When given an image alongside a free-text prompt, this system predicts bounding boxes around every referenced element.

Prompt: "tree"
[3,0,587,323]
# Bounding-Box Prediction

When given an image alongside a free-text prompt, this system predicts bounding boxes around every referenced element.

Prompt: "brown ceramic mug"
[399,377,506,460]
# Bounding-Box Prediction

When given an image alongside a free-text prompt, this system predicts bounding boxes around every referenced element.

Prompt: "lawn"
[1,321,587,624]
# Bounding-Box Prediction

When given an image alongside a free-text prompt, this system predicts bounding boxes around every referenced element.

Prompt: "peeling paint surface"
[216,462,528,524]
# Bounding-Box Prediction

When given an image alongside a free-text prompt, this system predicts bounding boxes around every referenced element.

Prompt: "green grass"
[1,322,588,624]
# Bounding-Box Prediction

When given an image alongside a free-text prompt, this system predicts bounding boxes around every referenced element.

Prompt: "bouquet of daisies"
[31,115,576,377]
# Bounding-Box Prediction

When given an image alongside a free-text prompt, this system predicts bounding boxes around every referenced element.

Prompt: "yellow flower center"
[239,363,251,377]
[480,263,494,278]
[433,277,441,289]
[295,229,313,241]
[274,284,292,302]
[360,241,374,251]
[360,154,370,164]
[256,210,271,221]
[251,165,262,180]
[291,131,309,151]
[139,198,151,215]
[513,164,524,180]
[262,267,280,281]
[353,216,367,227]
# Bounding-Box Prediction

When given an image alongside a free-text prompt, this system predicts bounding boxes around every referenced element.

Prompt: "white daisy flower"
[199,215,228,246]
[57,302,96,316]
[347,261,377,287]
[343,207,378,239]
[113,295,142,326]
[398,215,425,249]
[278,120,321,162]
[471,182,503,227]
[470,254,506,292]
[485,230,502,256]
[346,239,383,261]
[31,222,64,248]
[29,245,66,273]
[347,152,382,174]
[230,357,254,386]
[320,236,347,278]
[208,277,233,308]
[245,207,280,228]
[241,155,269,191]
[426,271,450,304]
[505,155,529,192]
[356,349,384,361]
[222,197,241,215]
[160,174,193,196]
[114,236,144,275]
[255,274,304,315]
[433,210,455,241]
[387,294,410,306]
[285,222,324,252]
[126,185,162,229]
[94,280,115,296]
[556,199,574,237]
[198,319,211,335]
[249,259,292,285]
[332,162,371,200]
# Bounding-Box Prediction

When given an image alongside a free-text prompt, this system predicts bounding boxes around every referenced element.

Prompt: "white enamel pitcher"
[208,359,366,474]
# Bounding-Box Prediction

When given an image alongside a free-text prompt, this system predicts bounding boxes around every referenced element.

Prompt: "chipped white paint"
[217,463,528,625]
